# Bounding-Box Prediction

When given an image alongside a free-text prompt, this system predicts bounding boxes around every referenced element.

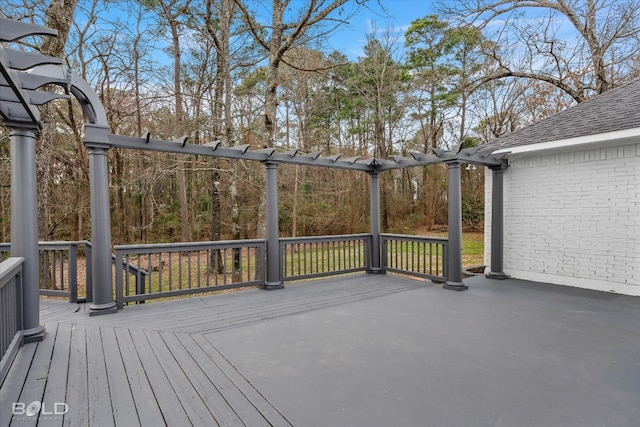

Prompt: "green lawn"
[430,231,485,268]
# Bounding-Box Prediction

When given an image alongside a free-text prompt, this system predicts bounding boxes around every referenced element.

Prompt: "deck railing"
[381,234,448,281]
[280,234,371,281]
[0,257,24,386]
[114,239,265,307]
[0,233,449,310]
[0,241,91,303]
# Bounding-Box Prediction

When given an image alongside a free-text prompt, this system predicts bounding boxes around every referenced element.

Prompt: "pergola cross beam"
[106,133,508,171]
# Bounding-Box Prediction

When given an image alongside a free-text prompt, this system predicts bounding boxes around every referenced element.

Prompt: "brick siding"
[484,142,640,295]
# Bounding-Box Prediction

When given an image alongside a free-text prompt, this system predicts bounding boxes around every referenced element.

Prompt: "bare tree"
[442,0,640,101]
[233,0,361,146]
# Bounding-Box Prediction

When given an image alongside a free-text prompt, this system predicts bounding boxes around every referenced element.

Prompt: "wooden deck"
[0,275,423,427]
[2,274,639,427]
[1,322,291,427]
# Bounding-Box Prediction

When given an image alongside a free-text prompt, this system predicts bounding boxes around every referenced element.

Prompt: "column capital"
[84,123,111,152]
[263,160,278,168]
[8,126,39,136]
[84,141,111,152]
[489,163,509,172]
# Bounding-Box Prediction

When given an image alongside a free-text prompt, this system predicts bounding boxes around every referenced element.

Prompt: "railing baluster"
[206,249,211,287]
[246,248,251,283]
[187,251,191,289]
[42,251,48,290]
[214,249,219,286]
[59,250,65,291]
[54,250,60,291]
[68,244,77,303]
[302,243,306,276]
[238,247,241,282]
[197,250,202,288]
[223,248,229,284]
[123,254,129,299]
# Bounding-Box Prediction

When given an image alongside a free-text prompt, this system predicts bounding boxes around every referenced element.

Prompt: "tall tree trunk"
[41,0,79,57]
[162,1,191,242]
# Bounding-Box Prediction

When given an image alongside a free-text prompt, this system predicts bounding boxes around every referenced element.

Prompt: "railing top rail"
[381,233,448,243]
[0,240,91,248]
[114,239,266,252]
[0,257,24,289]
[33,241,83,250]
[280,234,372,243]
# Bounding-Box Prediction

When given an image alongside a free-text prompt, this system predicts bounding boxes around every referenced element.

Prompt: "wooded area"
[1,0,639,245]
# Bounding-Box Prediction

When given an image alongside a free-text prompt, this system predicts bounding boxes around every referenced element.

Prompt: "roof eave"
[491,127,640,158]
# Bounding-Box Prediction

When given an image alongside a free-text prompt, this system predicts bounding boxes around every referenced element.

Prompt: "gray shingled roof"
[479,78,640,155]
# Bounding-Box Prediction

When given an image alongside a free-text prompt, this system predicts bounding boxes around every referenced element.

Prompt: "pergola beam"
[107,134,508,172]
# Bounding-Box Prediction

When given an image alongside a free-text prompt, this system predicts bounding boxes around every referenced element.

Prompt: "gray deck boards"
[0,342,36,427]
[1,274,639,426]
[1,322,294,427]
[37,274,424,333]
[2,275,418,427]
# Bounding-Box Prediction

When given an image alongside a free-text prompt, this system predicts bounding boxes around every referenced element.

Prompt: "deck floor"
[1,274,639,426]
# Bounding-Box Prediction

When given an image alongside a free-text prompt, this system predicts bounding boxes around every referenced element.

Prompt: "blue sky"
[321,0,439,60]
[89,0,443,66]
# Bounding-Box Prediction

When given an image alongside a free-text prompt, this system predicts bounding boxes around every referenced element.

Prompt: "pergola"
[1,18,508,339]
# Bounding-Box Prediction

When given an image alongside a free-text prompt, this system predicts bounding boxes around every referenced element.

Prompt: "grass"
[462,232,485,267]
[429,231,485,268]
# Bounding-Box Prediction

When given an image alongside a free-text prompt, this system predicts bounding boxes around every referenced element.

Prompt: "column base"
[443,281,469,291]
[23,325,45,343]
[262,281,284,290]
[367,268,385,274]
[486,271,509,280]
[89,301,118,316]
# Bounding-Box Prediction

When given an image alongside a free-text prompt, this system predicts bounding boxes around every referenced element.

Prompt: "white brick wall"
[484,141,640,296]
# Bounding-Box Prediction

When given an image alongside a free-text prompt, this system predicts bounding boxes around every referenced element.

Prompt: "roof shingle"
[479,78,640,154]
